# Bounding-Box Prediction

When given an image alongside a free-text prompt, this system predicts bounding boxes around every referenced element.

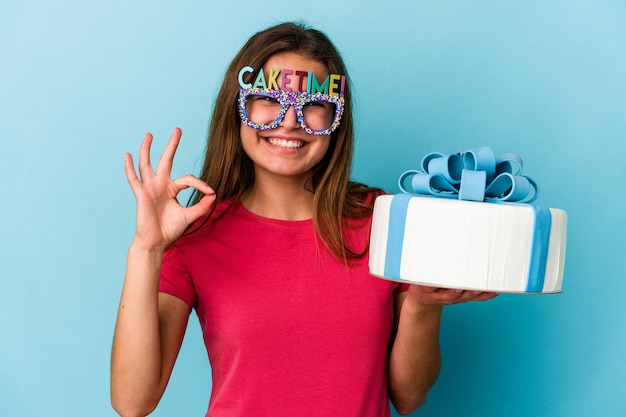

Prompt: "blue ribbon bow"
[398,146,539,203]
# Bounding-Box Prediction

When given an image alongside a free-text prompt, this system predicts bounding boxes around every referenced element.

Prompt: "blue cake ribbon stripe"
[526,206,552,292]
[397,146,539,203]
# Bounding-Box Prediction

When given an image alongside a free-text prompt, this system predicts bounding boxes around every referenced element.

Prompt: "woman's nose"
[279,106,299,130]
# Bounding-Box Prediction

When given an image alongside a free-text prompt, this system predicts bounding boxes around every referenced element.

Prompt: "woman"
[111,22,496,417]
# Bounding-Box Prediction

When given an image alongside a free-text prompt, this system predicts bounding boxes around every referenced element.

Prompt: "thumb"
[185,192,217,224]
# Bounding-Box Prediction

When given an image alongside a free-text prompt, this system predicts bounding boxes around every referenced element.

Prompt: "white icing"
[368,195,567,294]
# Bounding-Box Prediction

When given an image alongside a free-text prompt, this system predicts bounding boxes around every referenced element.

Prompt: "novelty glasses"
[237,88,345,136]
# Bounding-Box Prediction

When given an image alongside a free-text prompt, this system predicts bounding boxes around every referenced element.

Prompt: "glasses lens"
[244,92,282,129]
[301,98,337,132]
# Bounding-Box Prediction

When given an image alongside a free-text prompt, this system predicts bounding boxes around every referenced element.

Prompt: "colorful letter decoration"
[237,66,346,97]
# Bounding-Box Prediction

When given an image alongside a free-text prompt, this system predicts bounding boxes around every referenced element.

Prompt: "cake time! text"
[238,66,346,97]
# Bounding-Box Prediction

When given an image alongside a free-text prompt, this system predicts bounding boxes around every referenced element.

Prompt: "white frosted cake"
[369,147,567,294]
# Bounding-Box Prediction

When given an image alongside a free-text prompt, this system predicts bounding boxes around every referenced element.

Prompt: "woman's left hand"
[404,284,499,310]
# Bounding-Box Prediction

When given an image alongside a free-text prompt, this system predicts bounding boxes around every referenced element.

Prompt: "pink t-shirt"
[160,199,406,416]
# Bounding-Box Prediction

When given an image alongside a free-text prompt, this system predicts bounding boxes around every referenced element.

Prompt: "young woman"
[111,22,496,417]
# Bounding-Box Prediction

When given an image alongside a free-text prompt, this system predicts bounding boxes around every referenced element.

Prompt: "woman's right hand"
[124,127,216,250]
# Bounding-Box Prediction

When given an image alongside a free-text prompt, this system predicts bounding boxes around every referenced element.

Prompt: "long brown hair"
[190,22,382,263]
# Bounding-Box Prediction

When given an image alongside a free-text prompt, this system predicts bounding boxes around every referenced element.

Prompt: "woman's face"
[239,52,333,183]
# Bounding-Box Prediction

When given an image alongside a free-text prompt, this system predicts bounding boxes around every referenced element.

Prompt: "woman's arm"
[388,285,497,415]
[110,129,214,416]
[110,246,191,416]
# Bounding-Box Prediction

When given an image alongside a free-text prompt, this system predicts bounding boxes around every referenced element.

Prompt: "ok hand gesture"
[124,128,215,250]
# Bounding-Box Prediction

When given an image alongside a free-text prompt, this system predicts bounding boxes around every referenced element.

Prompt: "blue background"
[1,1,625,416]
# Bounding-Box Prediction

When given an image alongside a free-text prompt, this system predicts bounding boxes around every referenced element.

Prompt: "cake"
[368,147,568,294]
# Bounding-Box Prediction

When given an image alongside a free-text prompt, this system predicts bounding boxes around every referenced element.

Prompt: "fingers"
[172,175,216,221]
[418,285,440,294]
[124,153,142,194]
[172,174,215,196]
[124,128,215,224]
[471,291,499,302]
[138,132,155,182]
[427,288,468,304]
[186,192,217,222]
[156,128,182,177]
[434,289,496,304]
[412,285,499,306]
[131,128,182,183]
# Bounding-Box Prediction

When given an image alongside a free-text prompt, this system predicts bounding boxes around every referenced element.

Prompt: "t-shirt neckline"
[233,200,314,227]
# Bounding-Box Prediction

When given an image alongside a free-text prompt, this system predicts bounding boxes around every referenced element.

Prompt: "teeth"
[267,138,304,149]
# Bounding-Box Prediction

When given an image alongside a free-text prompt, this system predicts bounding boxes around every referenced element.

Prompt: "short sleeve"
[159,244,197,308]
[394,283,410,293]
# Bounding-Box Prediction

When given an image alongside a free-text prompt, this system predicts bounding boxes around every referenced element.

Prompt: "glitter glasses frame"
[237,88,345,136]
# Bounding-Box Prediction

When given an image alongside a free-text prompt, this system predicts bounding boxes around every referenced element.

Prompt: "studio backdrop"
[1,1,625,416]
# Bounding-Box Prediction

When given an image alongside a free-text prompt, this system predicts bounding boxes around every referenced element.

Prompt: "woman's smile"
[265,136,306,150]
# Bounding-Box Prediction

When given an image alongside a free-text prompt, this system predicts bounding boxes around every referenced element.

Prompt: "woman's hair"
[190,21,382,263]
